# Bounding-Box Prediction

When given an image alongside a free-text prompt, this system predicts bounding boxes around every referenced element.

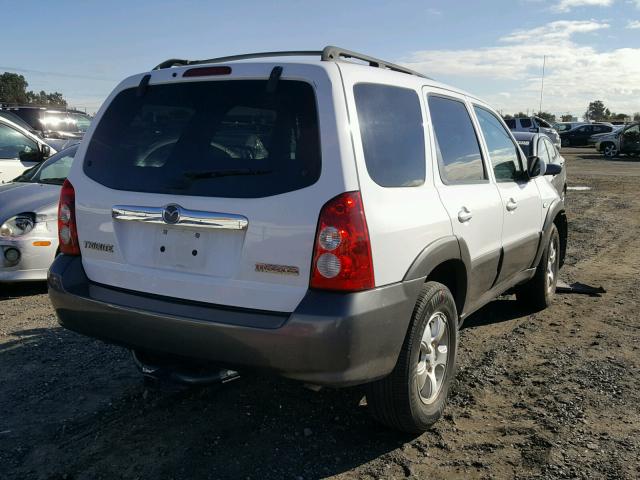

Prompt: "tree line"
[0,72,67,107]
[502,101,640,124]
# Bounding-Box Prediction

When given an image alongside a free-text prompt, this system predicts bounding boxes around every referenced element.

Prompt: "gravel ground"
[1,148,639,480]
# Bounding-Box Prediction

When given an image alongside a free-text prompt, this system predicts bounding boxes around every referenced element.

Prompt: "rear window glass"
[353,84,425,187]
[84,80,321,198]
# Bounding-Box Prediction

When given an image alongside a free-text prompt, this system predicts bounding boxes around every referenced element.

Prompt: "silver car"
[0,145,77,282]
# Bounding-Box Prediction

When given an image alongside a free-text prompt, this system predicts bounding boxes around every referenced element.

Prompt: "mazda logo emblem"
[162,204,181,225]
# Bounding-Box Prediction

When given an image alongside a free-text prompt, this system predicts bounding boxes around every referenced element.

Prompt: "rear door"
[425,90,503,303]
[0,123,41,183]
[472,105,542,284]
[71,63,353,313]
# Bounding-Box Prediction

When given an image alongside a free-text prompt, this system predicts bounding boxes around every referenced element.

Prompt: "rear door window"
[519,118,532,129]
[84,80,321,198]
[0,124,38,159]
[353,84,425,187]
[428,95,486,184]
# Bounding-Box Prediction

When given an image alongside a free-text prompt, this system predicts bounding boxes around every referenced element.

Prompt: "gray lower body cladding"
[48,255,423,387]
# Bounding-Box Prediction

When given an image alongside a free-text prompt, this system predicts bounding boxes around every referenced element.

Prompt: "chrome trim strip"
[112,205,248,230]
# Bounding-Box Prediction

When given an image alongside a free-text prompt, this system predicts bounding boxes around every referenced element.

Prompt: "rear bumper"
[48,256,423,387]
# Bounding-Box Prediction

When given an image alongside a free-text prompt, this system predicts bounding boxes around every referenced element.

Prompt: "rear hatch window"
[84,80,321,198]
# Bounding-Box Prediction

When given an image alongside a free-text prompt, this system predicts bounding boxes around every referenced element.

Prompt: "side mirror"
[527,155,546,178]
[544,163,562,176]
[40,143,51,159]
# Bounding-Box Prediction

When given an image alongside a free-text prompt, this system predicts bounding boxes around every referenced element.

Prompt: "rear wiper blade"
[38,178,67,185]
[182,168,272,180]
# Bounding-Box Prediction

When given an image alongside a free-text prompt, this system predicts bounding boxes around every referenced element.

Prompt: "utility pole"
[539,55,546,114]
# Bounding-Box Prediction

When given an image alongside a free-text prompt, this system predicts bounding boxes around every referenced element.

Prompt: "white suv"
[48,47,567,433]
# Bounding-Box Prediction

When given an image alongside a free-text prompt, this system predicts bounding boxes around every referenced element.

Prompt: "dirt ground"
[1,148,638,480]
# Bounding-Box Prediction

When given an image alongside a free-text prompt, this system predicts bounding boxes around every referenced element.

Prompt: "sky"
[2,0,640,118]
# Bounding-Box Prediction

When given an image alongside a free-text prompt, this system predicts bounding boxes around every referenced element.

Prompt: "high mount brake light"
[58,179,80,256]
[310,191,374,292]
[183,66,232,77]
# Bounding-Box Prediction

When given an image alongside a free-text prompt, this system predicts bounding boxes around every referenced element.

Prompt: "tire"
[561,137,569,148]
[516,224,560,311]
[366,281,458,433]
[602,142,618,158]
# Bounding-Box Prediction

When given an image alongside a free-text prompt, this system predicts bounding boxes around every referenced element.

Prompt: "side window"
[505,119,516,129]
[545,139,558,161]
[354,84,425,187]
[623,125,640,140]
[427,95,486,184]
[537,139,551,163]
[0,124,38,160]
[473,106,524,182]
[520,118,532,129]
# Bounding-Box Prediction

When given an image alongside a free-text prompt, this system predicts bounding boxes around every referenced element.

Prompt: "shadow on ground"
[0,324,416,479]
[0,281,47,301]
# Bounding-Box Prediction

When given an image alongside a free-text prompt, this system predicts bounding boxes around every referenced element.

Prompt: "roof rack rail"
[153,45,429,79]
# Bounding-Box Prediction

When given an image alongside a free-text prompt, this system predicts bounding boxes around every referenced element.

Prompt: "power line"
[0,66,119,82]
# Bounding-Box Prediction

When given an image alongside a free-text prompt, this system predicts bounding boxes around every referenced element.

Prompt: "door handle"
[506,198,518,212]
[458,207,472,223]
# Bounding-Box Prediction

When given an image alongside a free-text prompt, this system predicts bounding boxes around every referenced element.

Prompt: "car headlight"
[0,214,36,237]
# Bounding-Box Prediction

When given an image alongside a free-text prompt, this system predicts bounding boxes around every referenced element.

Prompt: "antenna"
[539,55,546,114]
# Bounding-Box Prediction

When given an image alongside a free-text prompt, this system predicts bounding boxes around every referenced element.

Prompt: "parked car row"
[505,116,561,148]
[0,105,92,150]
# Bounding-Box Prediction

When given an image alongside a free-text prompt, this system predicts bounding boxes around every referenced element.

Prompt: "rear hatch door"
[71,63,351,313]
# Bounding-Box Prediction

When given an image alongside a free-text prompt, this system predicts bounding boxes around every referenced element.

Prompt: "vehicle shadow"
[461,297,529,330]
[0,325,419,480]
[0,281,48,301]
[575,152,639,162]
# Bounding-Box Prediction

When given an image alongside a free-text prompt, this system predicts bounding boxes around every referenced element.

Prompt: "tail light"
[310,191,374,291]
[58,179,80,256]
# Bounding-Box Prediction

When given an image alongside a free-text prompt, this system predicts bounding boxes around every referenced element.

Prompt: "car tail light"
[58,179,80,256]
[310,191,374,291]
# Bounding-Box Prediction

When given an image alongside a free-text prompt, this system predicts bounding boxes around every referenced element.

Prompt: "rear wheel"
[516,224,560,311]
[602,142,618,158]
[366,281,458,433]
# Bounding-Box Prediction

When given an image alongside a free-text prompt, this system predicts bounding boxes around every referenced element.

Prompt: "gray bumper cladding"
[48,256,423,387]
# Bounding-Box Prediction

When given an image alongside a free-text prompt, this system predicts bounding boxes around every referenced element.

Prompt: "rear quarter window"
[83,80,321,198]
[353,84,425,187]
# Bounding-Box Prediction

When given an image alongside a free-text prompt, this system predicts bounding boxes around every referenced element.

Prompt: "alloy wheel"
[416,311,449,404]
